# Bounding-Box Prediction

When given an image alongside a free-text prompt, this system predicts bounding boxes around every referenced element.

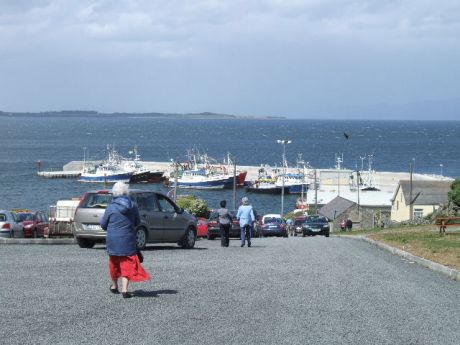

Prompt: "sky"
[0,0,459,120]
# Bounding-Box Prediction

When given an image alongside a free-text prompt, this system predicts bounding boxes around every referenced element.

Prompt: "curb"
[342,235,460,281]
[0,238,76,245]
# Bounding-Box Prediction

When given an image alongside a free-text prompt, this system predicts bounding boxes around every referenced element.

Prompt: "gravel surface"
[1,236,459,345]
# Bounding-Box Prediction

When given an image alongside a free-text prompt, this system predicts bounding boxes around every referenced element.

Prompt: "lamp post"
[277,139,291,216]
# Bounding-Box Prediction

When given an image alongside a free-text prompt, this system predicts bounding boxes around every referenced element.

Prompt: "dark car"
[206,210,240,240]
[73,190,197,249]
[293,217,306,236]
[302,215,330,237]
[260,215,288,237]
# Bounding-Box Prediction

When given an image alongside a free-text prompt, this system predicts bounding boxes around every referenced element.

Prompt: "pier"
[37,171,81,178]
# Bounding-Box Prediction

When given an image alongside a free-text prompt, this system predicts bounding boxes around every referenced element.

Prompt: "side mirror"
[176,207,184,214]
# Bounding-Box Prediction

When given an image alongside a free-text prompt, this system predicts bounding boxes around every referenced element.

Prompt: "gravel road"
[1,236,459,345]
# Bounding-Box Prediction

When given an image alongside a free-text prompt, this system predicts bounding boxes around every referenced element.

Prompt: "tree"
[176,195,209,218]
[448,178,460,208]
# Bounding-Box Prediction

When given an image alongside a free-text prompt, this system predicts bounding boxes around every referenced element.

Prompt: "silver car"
[0,210,24,238]
[73,190,197,249]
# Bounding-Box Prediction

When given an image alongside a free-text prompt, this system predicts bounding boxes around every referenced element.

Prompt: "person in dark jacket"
[217,200,232,247]
[100,182,150,298]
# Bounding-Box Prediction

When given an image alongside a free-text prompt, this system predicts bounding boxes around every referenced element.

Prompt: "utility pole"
[357,170,360,218]
[277,140,291,216]
[232,154,237,211]
[409,161,413,221]
[314,169,318,214]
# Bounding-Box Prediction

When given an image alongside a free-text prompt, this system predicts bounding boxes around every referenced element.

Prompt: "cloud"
[1,0,459,60]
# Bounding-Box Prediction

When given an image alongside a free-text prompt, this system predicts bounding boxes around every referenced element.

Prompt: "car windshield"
[306,216,328,223]
[81,193,113,208]
[17,213,35,221]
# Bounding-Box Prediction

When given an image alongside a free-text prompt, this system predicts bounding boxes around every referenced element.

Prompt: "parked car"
[0,210,24,238]
[73,189,197,249]
[197,217,208,238]
[14,210,49,238]
[206,210,240,240]
[302,215,330,237]
[293,217,306,236]
[260,214,288,237]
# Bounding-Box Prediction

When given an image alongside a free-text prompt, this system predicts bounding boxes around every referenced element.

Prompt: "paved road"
[1,236,459,345]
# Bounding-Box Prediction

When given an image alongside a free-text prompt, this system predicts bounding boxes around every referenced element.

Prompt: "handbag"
[137,250,144,263]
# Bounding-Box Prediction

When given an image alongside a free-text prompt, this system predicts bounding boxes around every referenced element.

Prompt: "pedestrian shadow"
[142,246,207,251]
[133,289,178,298]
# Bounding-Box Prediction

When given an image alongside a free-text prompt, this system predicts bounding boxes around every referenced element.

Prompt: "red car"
[197,217,208,238]
[14,210,49,238]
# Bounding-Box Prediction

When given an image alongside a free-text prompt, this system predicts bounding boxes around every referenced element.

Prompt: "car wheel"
[136,228,148,250]
[76,237,95,248]
[207,234,215,240]
[32,229,38,238]
[181,227,196,249]
[325,232,330,238]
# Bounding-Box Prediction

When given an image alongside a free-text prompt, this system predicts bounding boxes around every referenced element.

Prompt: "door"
[134,193,163,242]
[156,194,187,242]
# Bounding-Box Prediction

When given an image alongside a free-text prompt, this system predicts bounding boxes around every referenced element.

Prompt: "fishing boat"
[169,168,234,189]
[78,161,133,183]
[276,173,310,194]
[122,147,164,184]
[246,179,283,194]
[245,165,283,194]
[166,150,239,189]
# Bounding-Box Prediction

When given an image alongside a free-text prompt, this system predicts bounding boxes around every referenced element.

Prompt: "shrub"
[448,178,460,208]
[176,195,209,218]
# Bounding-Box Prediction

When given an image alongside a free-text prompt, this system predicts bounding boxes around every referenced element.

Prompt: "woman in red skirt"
[100,182,151,298]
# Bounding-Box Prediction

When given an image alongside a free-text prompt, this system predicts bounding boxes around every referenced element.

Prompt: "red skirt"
[109,255,151,282]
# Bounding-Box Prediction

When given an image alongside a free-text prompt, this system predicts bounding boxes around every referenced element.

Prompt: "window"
[413,208,424,219]
[136,193,158,211]
[156,194,176,213]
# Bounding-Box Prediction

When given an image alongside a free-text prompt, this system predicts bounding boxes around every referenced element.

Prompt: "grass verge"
[338,225,460,270]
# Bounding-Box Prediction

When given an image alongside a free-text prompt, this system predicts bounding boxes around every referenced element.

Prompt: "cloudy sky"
[1,0,459,119]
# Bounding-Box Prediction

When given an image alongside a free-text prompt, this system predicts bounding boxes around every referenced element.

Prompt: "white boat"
[170,168,233,189]
[78,162,133,183]
[78,146,133,183]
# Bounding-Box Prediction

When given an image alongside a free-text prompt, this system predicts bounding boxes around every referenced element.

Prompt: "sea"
[1,116,459,215]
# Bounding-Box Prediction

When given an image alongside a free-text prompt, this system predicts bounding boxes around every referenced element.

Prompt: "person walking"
[236,196,255,247]
[217,200,232,247]
[100,181,151,299]
[346,218,353,231]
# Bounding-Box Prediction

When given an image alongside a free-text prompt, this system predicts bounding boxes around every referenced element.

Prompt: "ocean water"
[1,116,459,214]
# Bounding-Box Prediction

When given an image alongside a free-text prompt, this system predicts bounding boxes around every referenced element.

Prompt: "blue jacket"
[100,196,140,256]
[236,205,255,227]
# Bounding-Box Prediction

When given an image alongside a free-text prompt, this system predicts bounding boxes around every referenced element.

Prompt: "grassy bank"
[338,225,460,270]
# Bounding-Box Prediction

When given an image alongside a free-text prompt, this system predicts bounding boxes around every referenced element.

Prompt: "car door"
[156,194,186,242]
[134,193,163,242]
[36,212,47,237]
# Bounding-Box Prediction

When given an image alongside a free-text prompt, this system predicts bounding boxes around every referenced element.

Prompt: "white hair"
[112,181,129,197]
[242,196,249,205]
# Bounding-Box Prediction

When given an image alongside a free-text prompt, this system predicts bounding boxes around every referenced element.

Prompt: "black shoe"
[110,286,119,294]
[248,243,251,247]
[241,244,244,247]
[122,292,133,299]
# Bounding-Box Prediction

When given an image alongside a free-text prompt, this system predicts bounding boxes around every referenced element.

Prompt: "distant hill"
[0,110,285,120]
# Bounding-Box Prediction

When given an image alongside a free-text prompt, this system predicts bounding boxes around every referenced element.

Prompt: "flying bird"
[343,132,350,139]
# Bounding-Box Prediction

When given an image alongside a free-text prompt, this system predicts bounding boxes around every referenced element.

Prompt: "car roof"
[263,214,282,218]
